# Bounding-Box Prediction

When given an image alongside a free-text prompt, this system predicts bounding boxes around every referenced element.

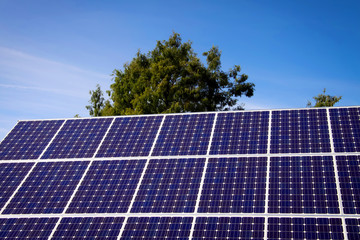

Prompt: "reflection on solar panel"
[67,160,145,213]
[0,120,63,160]
[52,217,124,239]
[269,156,339,214]
[96,116,163,157]
[121,217,192,239]
[193,217,265,240]
[0,106,359,239]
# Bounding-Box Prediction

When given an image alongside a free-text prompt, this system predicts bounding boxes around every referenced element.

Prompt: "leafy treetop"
[307,88,342,108]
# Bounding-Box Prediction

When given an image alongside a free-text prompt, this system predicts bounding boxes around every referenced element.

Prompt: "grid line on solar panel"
[192,217,265,240]
[268,156,340,214]
[345,218,360,240]
[271,109,331,153]
[66,160,145,213]
[41,118,113,159]
[267,217,344,240]
[50,217,124,239]
[210,111,269,155]
[198,157,267,213]
[96,116,163,157]
[0,163,34,210]
[336,155,360,214]
[152,114,215,156]
[2,161,89,214]
[131,158,205,213]
[0,120,64,160]
[120,217,192,240]
[330,107,360,153]
[0,218,58,239]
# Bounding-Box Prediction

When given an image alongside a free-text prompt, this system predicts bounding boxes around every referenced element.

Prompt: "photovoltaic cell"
[120,217,192,240]
[0,120,64,160]
[41,118,113,159]
[268,156,339,214]
[3,161,88,214]
[152,114,214,156]
[52,217,124,240]
[131,158,205,213]
[330,107,360,152]
[345,218,360,240]
[267,218,344,240]
[198,157,267,213]
[336,155,360,214]
[271,109,331,153]
[0,162,34,209]
[193,217,265,240]
[0,218,58,239]
[210,111,269,155]
[96,116,163,157]
[66,160,145,213]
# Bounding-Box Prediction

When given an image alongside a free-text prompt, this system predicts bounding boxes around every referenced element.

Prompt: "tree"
[307,88,342,107]
[86,84,105,116]
[88,32,255,116]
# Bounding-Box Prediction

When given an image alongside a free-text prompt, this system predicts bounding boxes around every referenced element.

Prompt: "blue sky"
[0,0,359,140]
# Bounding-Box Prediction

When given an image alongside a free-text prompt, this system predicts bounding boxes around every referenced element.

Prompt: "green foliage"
[73,114,81,118]
[307,89,342,107]
[86,84,105,116]
[89,32,255,116]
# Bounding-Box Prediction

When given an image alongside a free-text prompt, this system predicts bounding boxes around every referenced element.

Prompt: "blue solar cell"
[152,114,215,156]
[0,218,58,239]
[345,219,360,240]
[0,120,64,160]
[268,156,339,214]
[0,162,34,209]
[52,217,124,239]
[268,218,344,240]
[330,107,360,152]
[3,161,88,214]
[120,217,192,239]
[198,157,267,213]
[67,160,145,213]
[210,111,269,155]
[271,109,331,153]
[41,118,113,159]
[336,155,360,214]
[96,116,163,157]
[131,158,205,213]
[193,217,265,240]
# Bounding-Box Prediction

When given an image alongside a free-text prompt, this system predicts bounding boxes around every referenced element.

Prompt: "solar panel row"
[0,156,358,215]
[1,107,359,160]
[0,216,358,239]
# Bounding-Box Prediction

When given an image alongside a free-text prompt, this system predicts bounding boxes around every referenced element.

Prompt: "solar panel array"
[0,106,359,239]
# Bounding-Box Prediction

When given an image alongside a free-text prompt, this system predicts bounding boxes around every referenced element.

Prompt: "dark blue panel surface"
[268,218,344,240]
[210,111,269,155]
[0,162,34,209]
[193,217,264,240]
[42,118,113,159]
[152,114,214,156]
[52,217,124,240]
[131,158,205,213]
[269,156,339,214]
[96,116,163,157]
[198,157,267,213]
[345,219,360,240]
[337,155,360,214]
[0,120,64,160]
[67,160,145,213]
[0,218,58,239]
[3,161,88,214]
[120,217,192,240]
[271,109,331,153]
[330,107,360,152]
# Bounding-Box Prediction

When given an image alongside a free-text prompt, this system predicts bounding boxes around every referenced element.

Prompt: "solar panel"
[0,106,359,239]
[0,120,63,160]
